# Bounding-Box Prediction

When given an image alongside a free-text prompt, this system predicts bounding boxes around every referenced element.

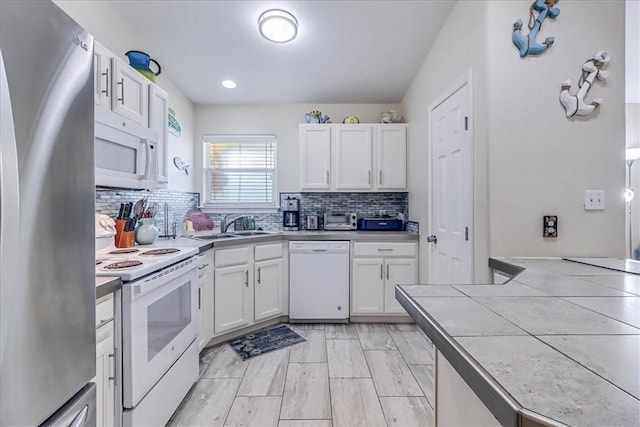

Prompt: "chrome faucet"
[221,214,248,233]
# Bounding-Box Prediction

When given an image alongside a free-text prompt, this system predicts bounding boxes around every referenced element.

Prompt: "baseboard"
[349,315,414,323]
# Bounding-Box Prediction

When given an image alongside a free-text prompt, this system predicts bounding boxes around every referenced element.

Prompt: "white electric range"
[95,214,200,426]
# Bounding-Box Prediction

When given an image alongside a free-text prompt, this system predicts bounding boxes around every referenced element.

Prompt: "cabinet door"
[94,42,111,109]
[377,125,407,190]
[300,125,331,190]
[254,258,283,322]
[384,258,417,314]
[334,125,373,190]
[111,57,148,125]
[214,264,252,335]
[198,251,214,351]
[351,258,384,314]
[149,84,169,185]
[95,322,115,427]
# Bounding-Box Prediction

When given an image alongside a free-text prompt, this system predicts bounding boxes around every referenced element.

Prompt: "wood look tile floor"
[169,323,435,427]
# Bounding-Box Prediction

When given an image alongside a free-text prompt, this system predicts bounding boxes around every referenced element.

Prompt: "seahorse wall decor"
[512,0,560,58]
[559,51,610,118]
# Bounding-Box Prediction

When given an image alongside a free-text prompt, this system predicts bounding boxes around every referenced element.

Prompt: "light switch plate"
[585,190,605,210]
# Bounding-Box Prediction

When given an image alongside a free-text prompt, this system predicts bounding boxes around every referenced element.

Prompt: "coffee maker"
[282,197,300,230]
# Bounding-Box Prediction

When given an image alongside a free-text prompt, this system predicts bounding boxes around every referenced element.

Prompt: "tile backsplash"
[96,190,411,233]
[95,189,199,233]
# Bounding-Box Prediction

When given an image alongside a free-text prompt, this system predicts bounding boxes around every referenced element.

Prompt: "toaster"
[323,212,357,230]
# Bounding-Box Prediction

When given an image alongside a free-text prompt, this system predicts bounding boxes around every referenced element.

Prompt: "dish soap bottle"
[248,216,256,230]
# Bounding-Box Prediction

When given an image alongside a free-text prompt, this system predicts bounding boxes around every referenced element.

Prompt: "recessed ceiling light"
[221,80,237,89]
[258,9,298,43]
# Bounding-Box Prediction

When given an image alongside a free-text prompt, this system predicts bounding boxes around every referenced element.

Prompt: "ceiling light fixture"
[258,9,298,43]
[221,79,237,89]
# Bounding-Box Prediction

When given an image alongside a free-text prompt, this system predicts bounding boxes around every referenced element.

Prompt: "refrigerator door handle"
[0,49,21,364]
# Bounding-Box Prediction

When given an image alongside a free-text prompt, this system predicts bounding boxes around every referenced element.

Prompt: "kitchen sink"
[232,231,272,236]
[195,233,239,240]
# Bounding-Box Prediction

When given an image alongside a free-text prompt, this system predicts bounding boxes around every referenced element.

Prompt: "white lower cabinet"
[197,250,214,350]
[213,241,285,336]
[254,258,284,322]
[351,242,418,316]
[351,258,385,313]
[95,294,115,427]
[214,263,253,335]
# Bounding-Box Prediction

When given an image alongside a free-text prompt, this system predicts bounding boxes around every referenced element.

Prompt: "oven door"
[122,261,198,408]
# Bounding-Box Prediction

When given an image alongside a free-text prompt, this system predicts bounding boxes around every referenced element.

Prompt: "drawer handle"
[368,170,371,184]
[96,319,113,329]
[379,170,383,185]
[198,263,209,270]
[380,264,384,280]
[257,267,261,284]
[245,270,249,287]
[377,248,393,252]
[326,170,330,185]
[386,264,390,280]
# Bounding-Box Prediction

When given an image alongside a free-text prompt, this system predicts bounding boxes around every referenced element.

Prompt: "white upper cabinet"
[299,123,407,192]
[376,124,407,190]
[111,56,148,125]
[333,125,373,190]
[149,85,169,185]
[93,43,111,109]
[300,125,331,190]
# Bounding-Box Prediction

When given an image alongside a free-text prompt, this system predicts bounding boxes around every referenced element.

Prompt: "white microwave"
[95,107,158,190]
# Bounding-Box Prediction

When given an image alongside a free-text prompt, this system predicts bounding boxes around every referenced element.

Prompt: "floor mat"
[228,325,306,360]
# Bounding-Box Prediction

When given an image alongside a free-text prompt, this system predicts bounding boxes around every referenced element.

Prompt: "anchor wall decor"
[512,0,560,58]
[559,51,610,118]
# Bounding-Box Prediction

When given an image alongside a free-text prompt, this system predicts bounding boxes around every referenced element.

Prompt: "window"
[202,135,277,210]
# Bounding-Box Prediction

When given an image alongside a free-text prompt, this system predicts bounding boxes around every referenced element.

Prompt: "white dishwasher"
[289,241,350,322]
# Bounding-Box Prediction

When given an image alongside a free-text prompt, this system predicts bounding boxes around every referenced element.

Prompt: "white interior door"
[429,81,473,284]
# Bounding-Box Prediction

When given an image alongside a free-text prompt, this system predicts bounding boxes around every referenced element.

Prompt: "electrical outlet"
[584,190,605,210]
[543,215,558,238]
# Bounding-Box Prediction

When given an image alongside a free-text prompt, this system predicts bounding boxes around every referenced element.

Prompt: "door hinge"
[426,235,437,244]
[464,116,468,131]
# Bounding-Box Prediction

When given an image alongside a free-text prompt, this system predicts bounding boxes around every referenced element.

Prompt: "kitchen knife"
[117,203,125,220]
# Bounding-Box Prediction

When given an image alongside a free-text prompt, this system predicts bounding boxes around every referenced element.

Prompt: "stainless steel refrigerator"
[1,1,97,426]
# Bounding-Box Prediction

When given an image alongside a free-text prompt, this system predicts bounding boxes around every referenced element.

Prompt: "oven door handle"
[131,259,197,296]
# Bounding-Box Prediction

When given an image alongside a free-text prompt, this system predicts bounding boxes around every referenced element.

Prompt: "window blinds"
[202,135,276,208]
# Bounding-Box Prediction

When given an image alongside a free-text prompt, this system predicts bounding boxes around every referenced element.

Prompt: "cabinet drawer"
[96,293,114,328]
[96,318,114,343]
[215,246,252,267]
[255,242,283,261]
[352,242,417,257]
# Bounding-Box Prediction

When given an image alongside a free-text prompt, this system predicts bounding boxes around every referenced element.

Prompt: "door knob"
[426,235,438,243]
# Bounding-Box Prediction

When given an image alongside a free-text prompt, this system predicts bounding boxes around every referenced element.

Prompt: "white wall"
[487,0,626,257]
[194,104,402,194]
[402,0,627,283]
[54,0,197,192]
[402,1,491,283]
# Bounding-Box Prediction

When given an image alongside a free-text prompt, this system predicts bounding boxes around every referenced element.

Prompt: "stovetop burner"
[109,248,140,254]
[142,248,180,256]
[104,260,143,270]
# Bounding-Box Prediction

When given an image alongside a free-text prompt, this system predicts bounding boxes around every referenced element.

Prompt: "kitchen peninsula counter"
[396,258,640,426]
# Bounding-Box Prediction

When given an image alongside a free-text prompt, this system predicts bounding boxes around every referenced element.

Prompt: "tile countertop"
[396,257,640,427]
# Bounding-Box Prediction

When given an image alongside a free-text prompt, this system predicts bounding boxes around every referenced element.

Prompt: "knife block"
[115,219,135,248]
